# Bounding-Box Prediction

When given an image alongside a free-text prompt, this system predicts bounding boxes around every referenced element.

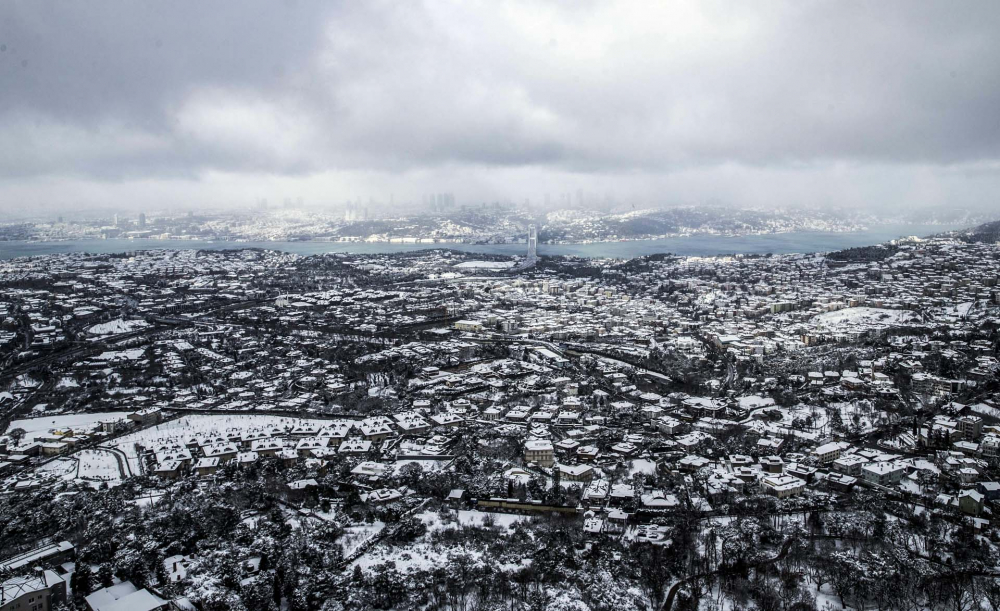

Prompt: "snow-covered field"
[629,458,657,476]
[56,377,80,389]
[351,510,530,573]
[340,521,386,557]
[36,458,77,481]
[811,307,919,330]
[453,260,515,269]
[741,404,828,441]
[76,449,123,484]
[419,509,529,532]
[393,459,448,474]
[87,318,150,335]
[830,401,877,434]
[738,395,776,410]
[7,411,130,441]
[31,449,123,487]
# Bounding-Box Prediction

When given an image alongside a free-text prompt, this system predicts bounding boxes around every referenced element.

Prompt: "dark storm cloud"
[0,0,998,208]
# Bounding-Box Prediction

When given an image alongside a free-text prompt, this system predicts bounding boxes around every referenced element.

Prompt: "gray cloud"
[0,0,998,210]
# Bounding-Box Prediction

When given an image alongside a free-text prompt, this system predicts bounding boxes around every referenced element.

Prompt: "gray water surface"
[0,223,964,261]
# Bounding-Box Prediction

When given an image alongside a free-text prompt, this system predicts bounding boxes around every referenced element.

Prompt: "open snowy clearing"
[340,521,386,557]
[36,458,77,481]
[76,449,123,484]
[629,458,657,476]
[32,449,123,487]
[7,411,130,441]
[419,509,530,532]
[87,318,150,335]
[453,260,515,269]
[810,307,920,329]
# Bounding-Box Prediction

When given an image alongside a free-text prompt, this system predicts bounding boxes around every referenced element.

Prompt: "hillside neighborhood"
[0,229,999,610]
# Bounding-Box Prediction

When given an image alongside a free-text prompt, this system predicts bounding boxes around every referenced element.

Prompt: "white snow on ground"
[393,459,447,474]
[943,302,974,317]
[87,318,150,335]
[31,450,123,488]
[36,458,77,481]
[108,414,333,474]
[340,522,385,556]
[738,395,775,409]
[76,449,123,485]
[741,404,828,441]
[904,458,941,474]
[352,542,451,572]
[350,510,530,572]
[419,510,530,532]
[811,307,919,330]
[815,584,844,609]
[454,261,515,269]
[830,401,877,434]
[629,459,657,476]
[56,377,80,389]
[8,411,130,441]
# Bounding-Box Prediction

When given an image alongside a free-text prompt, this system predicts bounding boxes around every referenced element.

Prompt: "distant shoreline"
[0,220,964,247]
[0,223,968,261]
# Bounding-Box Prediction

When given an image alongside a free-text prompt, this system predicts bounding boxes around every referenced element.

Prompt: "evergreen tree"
[97,564,115,589]
[71,562,94,597]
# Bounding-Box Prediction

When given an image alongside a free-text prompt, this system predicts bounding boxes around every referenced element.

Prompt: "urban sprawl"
[1,223,1000,611]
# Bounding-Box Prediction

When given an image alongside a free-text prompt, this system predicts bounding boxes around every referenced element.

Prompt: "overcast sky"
[1,0,998,214]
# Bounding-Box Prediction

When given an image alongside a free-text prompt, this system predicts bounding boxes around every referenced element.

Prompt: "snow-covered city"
[3,1,1000,610]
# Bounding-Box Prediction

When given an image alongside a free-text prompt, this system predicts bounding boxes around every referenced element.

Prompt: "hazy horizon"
[2,1,999,214]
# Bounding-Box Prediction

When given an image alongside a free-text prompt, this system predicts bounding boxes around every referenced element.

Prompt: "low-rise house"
[287,479,319,501]
[640,491,680,509]
[786,462,817,483]
[827,472,858,492]
[163,555,195,583]
[0,541,74,574]
[154,460,184,481]
[251,439,284,457]
[193,457,220,476]
[759,456,784,474]
[366,488,404,504]
[429,412,464,428]
[959,489,985,516]
[352,461,391,479]
[556,463,595,483]
[977,481,1000,501]
[812,441,849,465]
[202,443,238,464]
[861,461,906,487]
[524,439,554,467]
[833,454,868,476]
[339,438,373,456]
[761,474,805,498]
[295,437,329,458]
[576,445,600,461]
[679,454,712,472]
[84,581,168,611]
[0,570,67,611]
[40,442,68,457]
[128,407,163,426]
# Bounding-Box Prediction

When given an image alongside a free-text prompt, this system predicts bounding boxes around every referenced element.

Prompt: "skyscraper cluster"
[424,193,456,211]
